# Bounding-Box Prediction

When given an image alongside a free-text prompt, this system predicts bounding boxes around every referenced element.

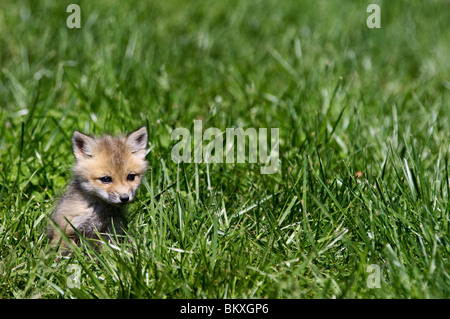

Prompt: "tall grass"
[0,0,448,298]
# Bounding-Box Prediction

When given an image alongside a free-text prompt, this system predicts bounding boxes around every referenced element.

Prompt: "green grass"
[0,0,449,298]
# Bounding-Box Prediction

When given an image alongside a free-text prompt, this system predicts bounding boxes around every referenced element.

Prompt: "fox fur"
[48,127,148,248]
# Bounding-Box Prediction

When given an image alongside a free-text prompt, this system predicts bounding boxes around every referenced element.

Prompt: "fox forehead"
[95,136,129,166]
[81,136,146,177]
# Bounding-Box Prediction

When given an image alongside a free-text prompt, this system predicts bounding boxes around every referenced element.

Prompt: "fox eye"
[99,176,112,184]
[127,173,136,181]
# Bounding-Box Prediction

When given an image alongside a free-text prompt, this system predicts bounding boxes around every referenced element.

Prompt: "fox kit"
[48,127,148,248]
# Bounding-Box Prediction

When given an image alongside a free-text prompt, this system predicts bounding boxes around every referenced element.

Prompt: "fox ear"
[72,131,96,160]
[126,127,148,154]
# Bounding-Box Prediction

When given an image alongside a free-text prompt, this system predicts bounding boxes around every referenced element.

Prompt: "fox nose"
[119,194,129,203]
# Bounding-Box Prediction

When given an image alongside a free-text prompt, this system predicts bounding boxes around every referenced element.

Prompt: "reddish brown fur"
[48,127,148,249]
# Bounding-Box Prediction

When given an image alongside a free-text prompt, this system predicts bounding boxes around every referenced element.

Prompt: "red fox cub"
[48,127,148,248]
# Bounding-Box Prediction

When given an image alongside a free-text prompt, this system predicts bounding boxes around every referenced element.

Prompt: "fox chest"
[71,206,125,238]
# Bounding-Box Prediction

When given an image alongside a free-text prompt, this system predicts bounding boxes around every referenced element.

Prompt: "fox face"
[71,127,148,206]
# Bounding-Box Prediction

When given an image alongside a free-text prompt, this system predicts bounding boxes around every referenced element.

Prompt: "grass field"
[0,0,449,298]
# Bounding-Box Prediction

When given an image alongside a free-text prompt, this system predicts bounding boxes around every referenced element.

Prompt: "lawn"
[0,0,449,298]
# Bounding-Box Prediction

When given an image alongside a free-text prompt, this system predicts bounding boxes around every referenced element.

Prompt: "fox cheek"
[94,188,111,203]
[108,193,119,204]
